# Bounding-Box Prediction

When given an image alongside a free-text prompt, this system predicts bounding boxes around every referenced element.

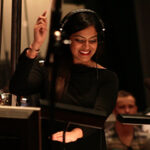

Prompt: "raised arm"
[9,11,48,96]
[26,11,48,59]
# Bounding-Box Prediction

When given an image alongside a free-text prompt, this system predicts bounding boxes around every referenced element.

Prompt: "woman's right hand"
[26,11,47,59]
[52,128,83,143]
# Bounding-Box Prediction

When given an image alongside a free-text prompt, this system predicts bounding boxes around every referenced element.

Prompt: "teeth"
[80,51,90,54]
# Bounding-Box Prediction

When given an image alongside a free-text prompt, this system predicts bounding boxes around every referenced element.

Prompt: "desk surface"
[0,106,41,119]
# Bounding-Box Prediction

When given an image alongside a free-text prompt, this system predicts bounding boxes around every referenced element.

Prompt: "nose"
[83,40,90,50]
[124,107,130,114]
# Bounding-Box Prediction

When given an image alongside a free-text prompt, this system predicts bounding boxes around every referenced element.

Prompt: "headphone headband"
[60,9,105,32]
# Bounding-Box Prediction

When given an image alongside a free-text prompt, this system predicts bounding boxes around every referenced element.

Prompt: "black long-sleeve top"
[9,50,119,150]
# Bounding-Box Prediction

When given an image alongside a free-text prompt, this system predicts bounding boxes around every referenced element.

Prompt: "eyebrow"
[71,35,97,39]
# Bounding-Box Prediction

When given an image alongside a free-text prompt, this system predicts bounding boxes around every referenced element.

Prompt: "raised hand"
[27,11,47,59]
[33,11,47,48]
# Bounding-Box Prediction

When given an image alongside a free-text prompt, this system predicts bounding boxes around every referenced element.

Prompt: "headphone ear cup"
[59,28,68,43]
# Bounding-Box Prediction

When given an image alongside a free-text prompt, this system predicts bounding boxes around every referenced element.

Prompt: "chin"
[73,57,92,64]
[80,59,91,64]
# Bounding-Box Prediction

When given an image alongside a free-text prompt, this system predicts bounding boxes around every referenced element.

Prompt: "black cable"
[63,128,66,150]
[63,122,70,150]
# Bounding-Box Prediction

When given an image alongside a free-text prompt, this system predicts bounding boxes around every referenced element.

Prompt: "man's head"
[114,90,137,116]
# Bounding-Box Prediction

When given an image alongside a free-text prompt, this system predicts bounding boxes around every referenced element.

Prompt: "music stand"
[41,101,107,129]
[0,106,41,150]
[41,101,107,150]
[117,114,150,125]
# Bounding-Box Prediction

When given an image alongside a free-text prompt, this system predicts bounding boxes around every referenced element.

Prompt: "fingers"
[36,16,47,25]
[36,11,47,25]
[52,131,64,142]
[34,12,47,33]
[34,23,47,33]
[42,10,47,17]
[36,19,47,27]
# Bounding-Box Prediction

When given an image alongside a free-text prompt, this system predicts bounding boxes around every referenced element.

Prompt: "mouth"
[79,50,91,55]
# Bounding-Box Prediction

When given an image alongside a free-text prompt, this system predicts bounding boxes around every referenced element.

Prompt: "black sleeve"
[9,48,46,96]
[80,71,119,137]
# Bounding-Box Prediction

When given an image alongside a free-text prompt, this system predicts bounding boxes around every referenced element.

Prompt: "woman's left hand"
[31,11,48,51]
[52,128,83,143]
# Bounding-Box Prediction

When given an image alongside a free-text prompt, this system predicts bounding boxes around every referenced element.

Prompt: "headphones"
[59,8,105,42]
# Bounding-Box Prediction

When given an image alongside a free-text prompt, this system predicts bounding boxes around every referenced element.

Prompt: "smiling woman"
[70,26,98,66]
[9,9,119,150]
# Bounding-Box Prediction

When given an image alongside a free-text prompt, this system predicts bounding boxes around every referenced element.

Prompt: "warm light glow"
[54,30,61,37]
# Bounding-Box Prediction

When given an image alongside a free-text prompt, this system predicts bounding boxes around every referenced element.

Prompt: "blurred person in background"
[105,90,150,150]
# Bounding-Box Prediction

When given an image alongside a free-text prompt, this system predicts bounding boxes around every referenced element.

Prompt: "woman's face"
[70,26,98,64]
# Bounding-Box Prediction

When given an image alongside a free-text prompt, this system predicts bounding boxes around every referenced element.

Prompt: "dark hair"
[60,9,105,61]
[118,90,134,98]
[117,90,137,105]
[117,90,137,107]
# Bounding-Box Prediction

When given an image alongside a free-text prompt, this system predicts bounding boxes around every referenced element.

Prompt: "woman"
[9,9,118,150]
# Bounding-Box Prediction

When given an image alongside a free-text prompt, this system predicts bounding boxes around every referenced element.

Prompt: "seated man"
[105,90,150,150]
